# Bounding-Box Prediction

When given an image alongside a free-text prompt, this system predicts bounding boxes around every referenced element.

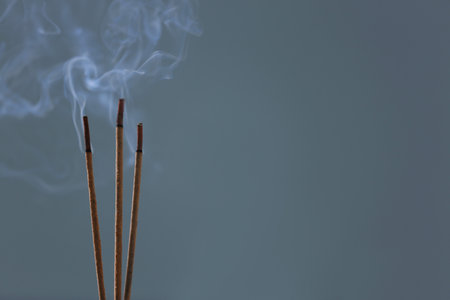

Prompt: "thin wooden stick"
[115,99,124,300]
[83,116,106,300]
[124,123,144,300]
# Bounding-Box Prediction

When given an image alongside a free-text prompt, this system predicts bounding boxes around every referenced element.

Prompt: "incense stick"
[115,99,124,300]
[83,116,106,300]
[124,123,144,300]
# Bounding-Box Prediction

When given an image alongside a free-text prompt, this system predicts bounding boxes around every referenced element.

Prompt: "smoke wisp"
[0,0,201,192]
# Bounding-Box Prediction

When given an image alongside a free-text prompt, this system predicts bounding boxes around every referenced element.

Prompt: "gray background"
[1,0,450,299]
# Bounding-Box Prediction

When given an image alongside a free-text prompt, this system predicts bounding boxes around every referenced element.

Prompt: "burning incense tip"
[82,116,91,152]
[137,123,143,152]
[117,99,125,127]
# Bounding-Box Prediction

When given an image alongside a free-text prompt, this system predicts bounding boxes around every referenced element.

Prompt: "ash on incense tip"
[82,116,91,152]
[137,123,143,152]
[117,99,125,127]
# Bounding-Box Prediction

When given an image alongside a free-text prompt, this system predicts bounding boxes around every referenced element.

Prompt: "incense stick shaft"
[83,116,106,300]
[124,124,143,300]
[115,100,124,300]
[86,152,107,300]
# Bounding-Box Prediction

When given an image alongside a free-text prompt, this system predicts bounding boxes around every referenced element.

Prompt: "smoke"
[0,0,201,192]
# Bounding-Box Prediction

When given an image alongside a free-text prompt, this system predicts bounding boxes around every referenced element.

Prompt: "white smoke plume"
[0,0,201,191]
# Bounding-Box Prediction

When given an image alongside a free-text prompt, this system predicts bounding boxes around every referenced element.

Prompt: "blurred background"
[1,0,450,299]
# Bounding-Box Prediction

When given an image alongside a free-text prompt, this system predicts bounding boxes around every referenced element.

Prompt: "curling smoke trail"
[0,0,201,191]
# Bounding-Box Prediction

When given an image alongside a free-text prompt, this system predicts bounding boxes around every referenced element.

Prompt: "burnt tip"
[137,123,143,151]
[117,99,125,126]
[82,116,91,152]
